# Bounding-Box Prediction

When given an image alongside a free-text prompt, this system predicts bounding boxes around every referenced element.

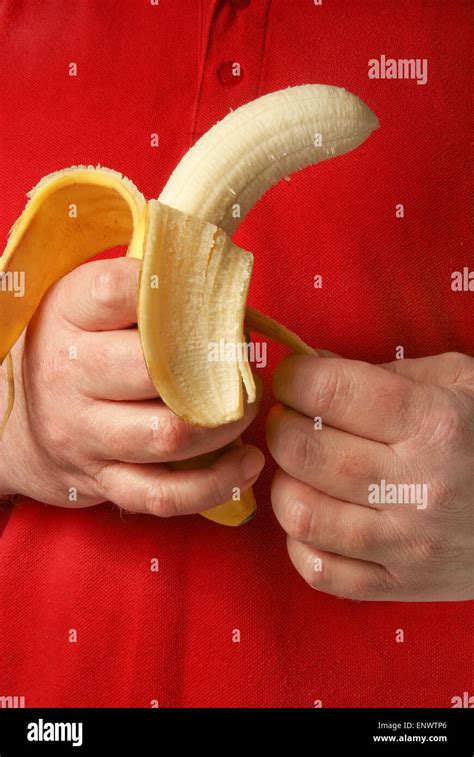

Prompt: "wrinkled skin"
[267,352,474,600]
[0,257,265,516]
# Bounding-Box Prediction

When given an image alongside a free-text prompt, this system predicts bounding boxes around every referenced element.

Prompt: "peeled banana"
[0,84,378,524]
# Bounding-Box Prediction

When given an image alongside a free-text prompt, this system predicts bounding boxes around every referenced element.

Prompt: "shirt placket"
[191,0,271,143]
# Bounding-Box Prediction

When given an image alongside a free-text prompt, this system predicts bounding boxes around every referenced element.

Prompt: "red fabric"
[0,0,472,707]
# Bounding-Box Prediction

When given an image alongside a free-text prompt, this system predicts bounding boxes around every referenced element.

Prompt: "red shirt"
[0,0,471,707]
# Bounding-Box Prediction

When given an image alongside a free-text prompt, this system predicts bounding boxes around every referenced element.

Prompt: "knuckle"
[428,399,469,449]
[144,482,176,518]
[90,269,125,312]
[285,498,314,542]
[282,425,315,472]
[152,415,191,457]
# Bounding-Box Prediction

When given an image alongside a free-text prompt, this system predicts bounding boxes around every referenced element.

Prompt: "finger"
[96,444,265,517]
[56,257,140,331]
[266,405,397,506]
[380,352,474,387]
[88,388,262,463]
[271,469,391,562]
[273,355,434,444]
[78,329,157,400]
[286,537,397,600]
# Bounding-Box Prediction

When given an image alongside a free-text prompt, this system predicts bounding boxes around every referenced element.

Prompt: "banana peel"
[0,84,379,525]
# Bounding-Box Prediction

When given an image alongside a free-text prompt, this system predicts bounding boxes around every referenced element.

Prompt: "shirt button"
[217,61,244,87]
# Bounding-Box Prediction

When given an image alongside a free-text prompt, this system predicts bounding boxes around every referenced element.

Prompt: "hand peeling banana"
[0,84,378,524]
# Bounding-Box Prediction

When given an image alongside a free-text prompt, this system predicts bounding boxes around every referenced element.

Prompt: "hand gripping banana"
[0,84,379,525]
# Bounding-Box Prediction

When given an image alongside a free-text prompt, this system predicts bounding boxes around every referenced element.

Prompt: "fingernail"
[240,449,264,480]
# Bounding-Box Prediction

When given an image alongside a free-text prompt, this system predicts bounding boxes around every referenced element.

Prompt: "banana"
[159,84,379,235]
[0,84,378,525]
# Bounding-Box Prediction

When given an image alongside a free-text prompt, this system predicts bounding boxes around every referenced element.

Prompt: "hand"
[0,258,264,515]
[266,352,474,600]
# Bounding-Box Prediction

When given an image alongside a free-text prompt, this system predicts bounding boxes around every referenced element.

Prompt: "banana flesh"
[159,84,379,234]
[138,201,255,427]
[0,84,379,525]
